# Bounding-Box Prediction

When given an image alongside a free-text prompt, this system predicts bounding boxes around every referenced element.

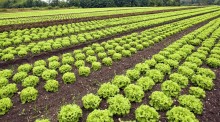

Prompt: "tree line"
[0,0,219,8]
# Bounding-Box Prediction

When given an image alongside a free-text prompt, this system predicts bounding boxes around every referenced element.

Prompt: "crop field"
[0,6,220,122]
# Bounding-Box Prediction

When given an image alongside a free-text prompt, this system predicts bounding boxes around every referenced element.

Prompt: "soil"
[1,11,219,69]
[0,11,219,122]
[0,7,202,32]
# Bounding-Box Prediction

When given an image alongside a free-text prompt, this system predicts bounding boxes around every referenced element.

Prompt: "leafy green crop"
[59,64,72,74]
[0,97,13,115]
[135,105,160,122]
[136,76,155,91]
[98,83,119,98]
[48,61,60,70]
[0,69,13,79]
[58,104,82,122]
[111,75,131,89]
[166,106,198,122]
[82,93,101,109]
[20,87,38,104]
[124,84,144,102]
[178,95,203,114]
[149,91,173,111]
[62,72,76,84]
[18,64,33,73]
[87,109,113,122]
[107,94,131,115]
[191,75,214,90]
[44,80,59,92]
[102,57,113,66]
[22,75,39,87]
[126,69,140,81]
[189,87,205,99]
[161,80,181,97]
[78,66,91,77]
[0,77,8,88]
[196,68,216,79]
[32,66,47,77]
[91,62,101,71]
[0,83,18,99]
[146,69,164,83]
[155,63,171,75]
[169,73,188,88]
[42,70,58,81]
[12,72,28,83]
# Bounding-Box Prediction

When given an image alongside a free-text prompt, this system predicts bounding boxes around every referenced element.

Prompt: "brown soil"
[0,11,219,122]
[1,11,219,69]
[0,7,202,32]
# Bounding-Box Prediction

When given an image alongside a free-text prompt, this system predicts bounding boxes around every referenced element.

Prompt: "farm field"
[0,6,220,122]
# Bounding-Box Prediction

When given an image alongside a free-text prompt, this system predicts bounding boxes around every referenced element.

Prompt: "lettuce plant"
[102,57,113,66]
[161,80,181,97]
[178,95,203,114]
[42,70,58,81]
[20,87,38,104]
[82,93,101,109]
[32,66,47,77]
[48,61,60,70]
[134,63,150,74]
[91,62,101,71]
[196,68,216,79]
[166,106,199,122]
[62,56,74,65]
[146,69,164,83]
[112,53,122,61]
[144,59,156,67]
[74,53,86,60]
[111,75,131,88]
[206,57,220,68]
[191,75,214,90]
[107,94,131,115]
[136,76,155,91]
[35,118,50,122]
[18,64,33,73]
[121,50,132,57]
[98,52,107,59]
[86,56,97,63]
[74,60,85,68]
[153,54,165,63]
[186,56,203,66]
[126,69,140,81]
[47,56,59,62]
[164,59,179,69]
[155,63,171,75]
[62,72,76,84]
[182,62,198,70]
[34,60,47,67]
[59,64,72,74]
[98,83,119,98]
[22,75,39,87]
[169,73,188,88]
[0,69,13,79]
[0,83,18,98]
[149,91,173,111]
[78,66,90,77]
[135,105,160,122]
[87,109,113,122]
[124,84,144,102]
[44,80,59,92]
[12,72,28,83]
[0,77,8,88]
[58,104,82,122]
[1,54,14,61]
[0,97,13,115]
[178,66,194,78]
[189,87,205,99]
